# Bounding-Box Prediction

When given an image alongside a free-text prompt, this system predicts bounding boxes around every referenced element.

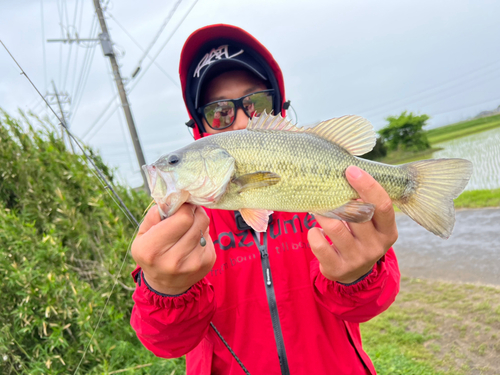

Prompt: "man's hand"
[308,166,398,284]
[131,204,216,295]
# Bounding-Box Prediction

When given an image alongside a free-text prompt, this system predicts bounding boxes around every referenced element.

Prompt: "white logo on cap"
[193,45,244,78]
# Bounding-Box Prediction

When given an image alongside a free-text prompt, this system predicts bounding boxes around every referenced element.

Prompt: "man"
[130,24,400,375]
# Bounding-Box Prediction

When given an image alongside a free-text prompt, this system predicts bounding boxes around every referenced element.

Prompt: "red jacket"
[130,209,400,374]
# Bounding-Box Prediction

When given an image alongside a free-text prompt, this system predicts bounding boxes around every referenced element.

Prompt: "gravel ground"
[394,208,500,286]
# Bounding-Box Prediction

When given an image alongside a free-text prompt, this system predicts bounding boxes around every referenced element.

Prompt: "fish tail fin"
[394,158,473,239]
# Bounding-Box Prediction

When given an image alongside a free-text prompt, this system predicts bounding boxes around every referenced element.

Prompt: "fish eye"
[167,154,180,166]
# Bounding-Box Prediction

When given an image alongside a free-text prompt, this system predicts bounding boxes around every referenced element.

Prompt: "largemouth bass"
[144,113,472,238]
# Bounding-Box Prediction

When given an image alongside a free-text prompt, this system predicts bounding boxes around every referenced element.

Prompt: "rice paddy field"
[432,126,500,191]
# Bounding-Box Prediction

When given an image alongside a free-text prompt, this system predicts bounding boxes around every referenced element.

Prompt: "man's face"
[202,70,267,134]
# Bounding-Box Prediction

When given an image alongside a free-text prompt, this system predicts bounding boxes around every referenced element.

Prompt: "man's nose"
[232,108,249,130]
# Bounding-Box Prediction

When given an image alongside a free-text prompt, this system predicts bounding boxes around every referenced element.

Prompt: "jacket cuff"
[337,268,373,286]
[131,266,213,309]
[313,256,384,296]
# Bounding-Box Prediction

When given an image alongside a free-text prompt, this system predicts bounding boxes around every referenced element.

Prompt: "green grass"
[362,278,500,374]
[454,189,500,209]
[427,114,500,145]
[391,188,500,213]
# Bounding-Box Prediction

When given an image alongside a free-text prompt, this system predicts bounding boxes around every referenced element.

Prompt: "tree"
[361,136,387,161]
[379,111,430,152]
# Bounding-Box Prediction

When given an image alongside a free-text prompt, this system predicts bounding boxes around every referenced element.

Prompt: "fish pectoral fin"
[232,171,281,194]
[239,208,273,232]
[316,201,375,222]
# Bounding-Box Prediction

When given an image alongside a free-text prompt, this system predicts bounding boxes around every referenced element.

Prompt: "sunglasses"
[197,90,275,130]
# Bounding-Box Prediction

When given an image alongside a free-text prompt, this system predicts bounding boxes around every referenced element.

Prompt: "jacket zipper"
[251,230,290,375]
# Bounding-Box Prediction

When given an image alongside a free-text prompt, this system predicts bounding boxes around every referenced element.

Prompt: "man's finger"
[140,204,197,245]
[138,205,162,235]
[169,206,211,260]
[314,215,357,261]
[345,165,396,235]
[308,227,334,262]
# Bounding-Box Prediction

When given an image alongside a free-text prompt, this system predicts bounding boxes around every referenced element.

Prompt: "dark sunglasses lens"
[204,101,235,129]
[243,91,274,118]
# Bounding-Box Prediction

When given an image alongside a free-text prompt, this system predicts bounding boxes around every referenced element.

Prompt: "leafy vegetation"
[362,111,431,162]
[0,111,184,374]
[361,137,388,161]
[379,111,430,152]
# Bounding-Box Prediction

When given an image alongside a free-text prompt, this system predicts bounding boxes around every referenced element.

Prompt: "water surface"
[433,126,500,190]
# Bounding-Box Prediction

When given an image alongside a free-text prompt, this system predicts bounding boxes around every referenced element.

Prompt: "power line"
[358,59,500,118]
[432,96,500,118]
[129,0,183,78]
[80,95,119,140]
[63,0,71,32]
[367,67,500,121]
[72,0,80,28]
[81,0,199,140]
[83,56,123,142]
[69,0,87,100]
[56,0,65,87]
[107,12,179,87]
[130,0,199,89]
[40,0,48,94]
[412,70,500,110]
[70,42,97,120]
[70,15,99,121]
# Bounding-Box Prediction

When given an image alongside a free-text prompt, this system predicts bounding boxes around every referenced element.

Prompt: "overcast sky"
[1,0,499,187]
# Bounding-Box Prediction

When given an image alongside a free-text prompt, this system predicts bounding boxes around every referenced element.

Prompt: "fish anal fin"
[316,201,375,222]
[239,208,273,232]
[233,171,281,193]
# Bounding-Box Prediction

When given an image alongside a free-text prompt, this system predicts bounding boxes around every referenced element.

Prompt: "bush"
[0,111,184,374]
[379,111,431,152]
[360,136,388,161]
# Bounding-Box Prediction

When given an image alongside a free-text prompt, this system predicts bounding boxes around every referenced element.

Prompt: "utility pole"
[45,81,75,153]
[51,80,75,153]
[93,0,150,194]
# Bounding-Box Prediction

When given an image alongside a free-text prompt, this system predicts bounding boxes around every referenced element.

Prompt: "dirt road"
[394,207,500,286]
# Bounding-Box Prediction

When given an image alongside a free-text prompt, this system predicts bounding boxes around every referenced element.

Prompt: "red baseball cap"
[179,24,286,138]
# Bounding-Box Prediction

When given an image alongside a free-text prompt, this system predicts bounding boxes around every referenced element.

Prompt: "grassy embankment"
[362,278,500,375]
[381,114,500,209]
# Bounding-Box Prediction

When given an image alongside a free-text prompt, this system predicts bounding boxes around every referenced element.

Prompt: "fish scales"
[205,129,409,212]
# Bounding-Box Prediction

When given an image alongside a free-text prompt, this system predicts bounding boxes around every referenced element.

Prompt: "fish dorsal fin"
[248,111,302,132]
[247,111,376,156]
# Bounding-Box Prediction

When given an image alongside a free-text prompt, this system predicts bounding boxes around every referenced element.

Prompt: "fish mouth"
[142,164,190,219]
